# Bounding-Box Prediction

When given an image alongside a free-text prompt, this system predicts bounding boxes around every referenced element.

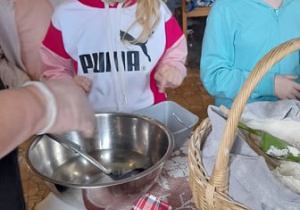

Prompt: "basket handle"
[209,37,300,193]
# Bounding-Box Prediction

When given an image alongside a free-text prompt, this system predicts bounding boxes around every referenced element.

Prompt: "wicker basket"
[188,37,300,210]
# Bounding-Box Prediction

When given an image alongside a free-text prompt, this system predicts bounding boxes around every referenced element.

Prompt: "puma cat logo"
[120,30,151,62]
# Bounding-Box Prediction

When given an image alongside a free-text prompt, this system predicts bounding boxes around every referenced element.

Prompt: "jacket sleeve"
[40,22,74,80]
[157,14,187,76]
[40,45,74,80]
[14,0,53,81]
[200,4,274,105]
[0,46,30,88]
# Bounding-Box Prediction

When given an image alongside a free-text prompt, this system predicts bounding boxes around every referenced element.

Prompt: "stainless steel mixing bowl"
[26,112,174,208]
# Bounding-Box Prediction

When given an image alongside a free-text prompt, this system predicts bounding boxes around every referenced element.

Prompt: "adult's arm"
[0,78,95,158]
[0,46,30,88]
[14,0,53,81]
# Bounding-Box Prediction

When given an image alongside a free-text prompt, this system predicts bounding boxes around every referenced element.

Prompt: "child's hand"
[274,75,300,99]
[154,64,185,93]
[74,75,91,93]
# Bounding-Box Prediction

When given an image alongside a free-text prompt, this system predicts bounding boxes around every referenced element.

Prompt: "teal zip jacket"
[200,0,300,108]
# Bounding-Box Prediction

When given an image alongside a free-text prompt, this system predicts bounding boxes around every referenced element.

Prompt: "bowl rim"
[26,112,174,188]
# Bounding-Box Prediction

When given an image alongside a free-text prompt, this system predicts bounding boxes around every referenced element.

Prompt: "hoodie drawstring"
[104,1,127,111]
[116,2,128,105]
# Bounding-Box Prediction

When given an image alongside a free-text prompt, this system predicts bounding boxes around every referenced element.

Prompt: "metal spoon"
[45,133,148,180]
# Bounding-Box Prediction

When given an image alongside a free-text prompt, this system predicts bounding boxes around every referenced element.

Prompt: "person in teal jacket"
[200,0,300,108]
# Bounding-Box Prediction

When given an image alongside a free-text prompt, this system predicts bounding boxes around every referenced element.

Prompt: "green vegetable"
[238,123,300,161]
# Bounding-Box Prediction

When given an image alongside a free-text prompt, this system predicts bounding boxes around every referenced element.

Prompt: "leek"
[238,123,300,161]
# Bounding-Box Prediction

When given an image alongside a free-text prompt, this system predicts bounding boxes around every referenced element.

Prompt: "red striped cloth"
[131,193,172,210]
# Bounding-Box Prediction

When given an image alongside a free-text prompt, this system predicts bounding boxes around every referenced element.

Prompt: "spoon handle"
[45,133,111,174]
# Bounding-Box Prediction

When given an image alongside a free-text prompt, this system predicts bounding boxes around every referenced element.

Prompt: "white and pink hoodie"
[41,0,187,112]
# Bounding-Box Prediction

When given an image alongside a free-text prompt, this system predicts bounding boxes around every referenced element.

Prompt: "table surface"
[83,141,197,209]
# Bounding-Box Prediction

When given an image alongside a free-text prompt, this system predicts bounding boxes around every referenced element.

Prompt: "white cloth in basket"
[201,105,300,210]
[240,99,300,148]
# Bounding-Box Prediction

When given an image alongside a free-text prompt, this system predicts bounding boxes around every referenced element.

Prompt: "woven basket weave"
[188,37,300,210]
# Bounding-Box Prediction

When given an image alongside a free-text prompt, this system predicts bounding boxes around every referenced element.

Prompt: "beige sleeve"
[15,0,53,81]
[0,47,30,88]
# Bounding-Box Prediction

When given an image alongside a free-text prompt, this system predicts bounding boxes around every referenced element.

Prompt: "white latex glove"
[154,64,185,93]
[24,78,95,137]
[274,75,300,99]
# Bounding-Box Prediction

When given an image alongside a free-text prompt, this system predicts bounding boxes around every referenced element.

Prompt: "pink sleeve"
[158,36,187,76]
[158,15,188,76]
[40,22,74,80]
[40,44,74,80]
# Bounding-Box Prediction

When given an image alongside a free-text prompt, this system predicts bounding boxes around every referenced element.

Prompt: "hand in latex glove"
[154,64,185,93]
[274,75,300,99]
[74,75,91,93]
[35,78,95,137]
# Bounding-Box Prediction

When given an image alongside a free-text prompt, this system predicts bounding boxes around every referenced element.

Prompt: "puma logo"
[120,30,151,62]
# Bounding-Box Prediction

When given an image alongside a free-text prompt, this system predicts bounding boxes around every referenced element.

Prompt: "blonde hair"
[123,0,161,43]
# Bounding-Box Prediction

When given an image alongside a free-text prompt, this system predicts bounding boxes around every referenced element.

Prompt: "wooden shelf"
[181,1,210,38]
[181,0,211,64]
[185,6,210,18]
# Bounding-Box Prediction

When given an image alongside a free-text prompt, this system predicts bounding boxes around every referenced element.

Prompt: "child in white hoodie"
[40,0,188,112]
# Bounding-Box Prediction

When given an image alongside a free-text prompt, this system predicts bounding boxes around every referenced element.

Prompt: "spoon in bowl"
[44,133,148,180]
